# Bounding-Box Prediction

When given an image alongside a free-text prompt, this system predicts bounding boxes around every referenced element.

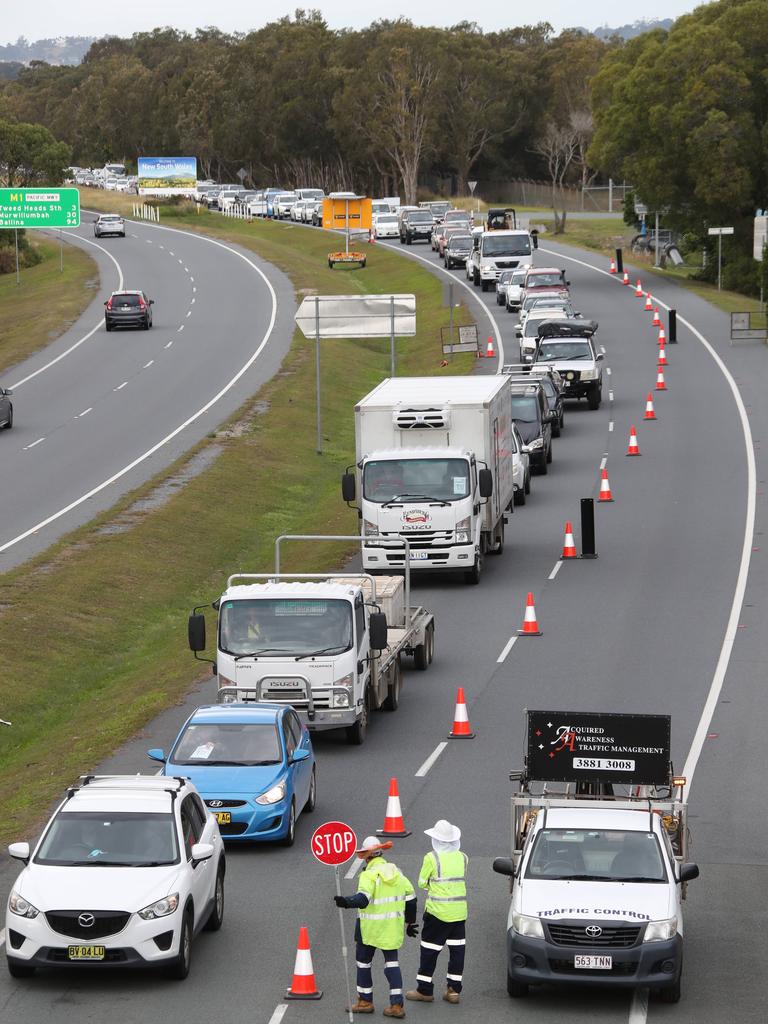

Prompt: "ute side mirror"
[492,857,515,877]
[596,352,604,361]
[341,472,356,502]
[680,862,699,883]
[478,468,493,498]
[369,611,388,651]
[188,613,206,652]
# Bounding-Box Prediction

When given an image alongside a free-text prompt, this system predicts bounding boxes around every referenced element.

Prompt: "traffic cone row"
[652,307,661,326]
[644,392,657,420]
[656,368,667,391]
[599,468,614,502]
[377,777,411,837]
[635,279,643,297]
[610,257,617,274]
[658,326,666,346]
[622,270,630,286]
[658,346,667,367]
[448,687,475,739]
[286,926,323,999]
[626,424,641,456]
[518,592,543,636]
[644,292,653,311]
[561,521,577,559]
[486,335,495,358]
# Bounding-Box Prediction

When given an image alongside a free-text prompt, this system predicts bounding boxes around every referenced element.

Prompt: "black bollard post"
[615,248,624,275]
[669,308,677,344]
[580,498,598,559]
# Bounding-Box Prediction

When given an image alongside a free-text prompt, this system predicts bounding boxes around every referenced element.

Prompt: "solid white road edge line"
[548,561,563,581]
[541,243,756,796]
[0,928,5,949]
[415,742,448,778]
[10,236,124,390]
[0,230,279,558]
[497,635,517,663]
[267,1005,288,1024]
[628,987,649,1024]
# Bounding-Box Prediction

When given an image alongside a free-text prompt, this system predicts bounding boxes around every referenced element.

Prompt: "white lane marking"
[145,239,153,244]
[178,325,185,332]
[600,456,607,470]
[345,857,364,880]
[178,258,183,264]
[607,367,612,376]
[165,341,173,349]
[192,286,197,293]
[184,266,189,273]
[77,407,93,418]
[168,250,174,255]
[609,390,614,401]
[0,231,278,557]
[186,310,192,317]
[497,635,517,663]
[599,345,606,354]
[267,1006,288,1024]
[548,561,563,581]
[143,360,154,369]
[113,381,128,391]
[383,241,503,373]
[23,437,46,450]
[159,244,165,249]
[10,236,124,389]
[608,421,614,432]
[628,988,648,1024]
[415,742,447,778]
[190,276,195,283]
[0,928,5,949]
[191,297,195,304]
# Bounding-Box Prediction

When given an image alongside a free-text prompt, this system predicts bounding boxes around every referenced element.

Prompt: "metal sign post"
[311,821,358,1024]
[14,229,19,286]
[708,226,734,291]
[315,296,322,455]
[390,295,396,377]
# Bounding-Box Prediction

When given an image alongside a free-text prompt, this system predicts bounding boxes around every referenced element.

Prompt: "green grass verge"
[539,216,631,253]
[0,195,477,845]
[0,238,98,376]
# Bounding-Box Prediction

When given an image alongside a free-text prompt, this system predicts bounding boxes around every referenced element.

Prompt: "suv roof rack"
[66,775,187,802]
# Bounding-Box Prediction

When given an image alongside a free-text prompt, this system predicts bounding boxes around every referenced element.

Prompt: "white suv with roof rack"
[5,775,225,980]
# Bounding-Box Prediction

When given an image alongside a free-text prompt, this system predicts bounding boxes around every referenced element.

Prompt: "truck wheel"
[507,972,528,998]
[383,658,402,710]
[464,556,482,585]
[345,694,369,745]
[588,388,601,410]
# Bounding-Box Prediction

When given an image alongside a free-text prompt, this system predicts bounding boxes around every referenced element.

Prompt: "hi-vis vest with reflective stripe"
[357,857,415,949]
[419,850,468,922]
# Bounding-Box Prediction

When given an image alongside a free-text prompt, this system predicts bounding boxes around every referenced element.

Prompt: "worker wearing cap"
[334,836,418,1017]
[406,820,467,1005]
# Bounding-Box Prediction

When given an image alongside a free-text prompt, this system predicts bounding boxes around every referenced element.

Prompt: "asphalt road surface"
[0,215,296,570]
[1,225,765,1024]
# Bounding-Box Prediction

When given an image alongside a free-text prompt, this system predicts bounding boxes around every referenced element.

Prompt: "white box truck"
[342,376,515,585]
[470,228,534,291]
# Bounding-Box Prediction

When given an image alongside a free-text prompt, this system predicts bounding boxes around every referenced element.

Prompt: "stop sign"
[311,820,358,865]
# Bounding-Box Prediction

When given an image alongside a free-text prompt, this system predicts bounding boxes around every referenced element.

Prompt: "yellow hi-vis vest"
[419,850,468,922]
[357,857,415,949]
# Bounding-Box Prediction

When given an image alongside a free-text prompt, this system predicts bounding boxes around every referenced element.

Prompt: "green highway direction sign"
[0,187,80,229]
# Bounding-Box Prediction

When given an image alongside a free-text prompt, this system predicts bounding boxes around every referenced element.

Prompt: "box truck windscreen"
[219,598,353,657]
[363,458,470,503]
[482,235,531,257]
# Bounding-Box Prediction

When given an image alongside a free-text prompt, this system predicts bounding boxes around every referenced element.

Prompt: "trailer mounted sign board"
[526,710,671,785]
[0,188,80,228]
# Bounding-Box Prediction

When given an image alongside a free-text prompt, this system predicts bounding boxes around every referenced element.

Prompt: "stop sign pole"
[311,821,358,1023]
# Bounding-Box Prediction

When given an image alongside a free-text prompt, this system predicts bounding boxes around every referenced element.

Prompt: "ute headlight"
[511,912,544,939]
[138,893,179,921]
[333,673,354,707]
[363,520,379,537]
[644,916,678,942]
[9,891,39,919]
[580,367,598,380]
[528,437,544,449]
[256,779,287,805]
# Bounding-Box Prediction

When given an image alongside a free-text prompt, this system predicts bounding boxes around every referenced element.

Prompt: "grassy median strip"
[0,238,98,376]
[0,200,475,845]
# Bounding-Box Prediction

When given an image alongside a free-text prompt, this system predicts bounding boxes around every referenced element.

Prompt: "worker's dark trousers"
[356,941,403,1005]
[415,913,466,995]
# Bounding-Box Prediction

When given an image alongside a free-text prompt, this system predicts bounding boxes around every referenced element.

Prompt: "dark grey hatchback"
[0,386,13,430]
[104,290,154,331]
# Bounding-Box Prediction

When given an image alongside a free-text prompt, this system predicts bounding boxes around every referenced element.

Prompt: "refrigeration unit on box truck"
[341,376,515,585]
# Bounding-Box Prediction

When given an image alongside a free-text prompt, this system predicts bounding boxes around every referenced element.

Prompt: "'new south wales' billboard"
[138,157,197,196]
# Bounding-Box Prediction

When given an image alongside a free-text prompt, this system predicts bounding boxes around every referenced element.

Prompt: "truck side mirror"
[531,230,539,250]
[492,857,515,877]
[188,613,206,652]
[341,472,356,502]
[680,862,699,883]
[369,611,388,651]
[478,468,493,498]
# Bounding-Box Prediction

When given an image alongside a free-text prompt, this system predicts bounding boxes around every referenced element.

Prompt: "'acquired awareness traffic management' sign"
[0,188,81,229]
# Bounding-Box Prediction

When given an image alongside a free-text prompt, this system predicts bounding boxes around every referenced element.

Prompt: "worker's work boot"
[383,1004,406,1019]
[346,998,374,1014]
[443,987,461,1004]
[405,990,434,1002]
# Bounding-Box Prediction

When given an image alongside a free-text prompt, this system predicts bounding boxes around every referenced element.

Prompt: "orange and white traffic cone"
[622,270,630,286]
[657,345,667,367]
[656,368,667,391]
[652,307,661,326]
[598,468,614,502]
[626,425,641,456]
[635,279,643,297]
[368,228,375,244]
[644,392,657,420]
[448,687,475,739]
[377,778,411,838]
[658,326,666,346]
[286,926,323,1000]
[609,257,617,274]
[518,592,543,636]
[561,521,577,559]
[486,335,495,358]
[644,292,653,311]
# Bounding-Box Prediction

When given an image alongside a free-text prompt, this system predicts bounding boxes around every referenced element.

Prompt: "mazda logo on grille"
[78,913,95,928]
[208,800,224,808]
[585,925,602,937]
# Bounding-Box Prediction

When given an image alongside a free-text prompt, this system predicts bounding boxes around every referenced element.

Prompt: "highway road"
[1,223,766,1024]
[0,215,296,570]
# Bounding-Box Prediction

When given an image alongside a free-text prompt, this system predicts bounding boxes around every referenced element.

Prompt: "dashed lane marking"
[267,1006,288,1024]
[415,742,447,777]
[609,422,614,432]
[628,988,649,1024]
[165,341,173,349]
[497,635,517,663]
[186,310,192,317]
[77,407,93,418]
[600,456,607,470]
[23,437,46,450]
[143,360,154,369]
[548,561,563,581]
[178,325,184,332]
[113,381,128,391]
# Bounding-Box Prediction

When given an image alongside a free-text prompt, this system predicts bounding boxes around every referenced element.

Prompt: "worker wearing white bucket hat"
[406,820,468,1005]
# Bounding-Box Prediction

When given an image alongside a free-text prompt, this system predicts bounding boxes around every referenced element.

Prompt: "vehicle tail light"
[138,299,146,309]
[106,298,113,310]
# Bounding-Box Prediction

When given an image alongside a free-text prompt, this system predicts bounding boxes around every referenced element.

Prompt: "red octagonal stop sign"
[311,820,358,866]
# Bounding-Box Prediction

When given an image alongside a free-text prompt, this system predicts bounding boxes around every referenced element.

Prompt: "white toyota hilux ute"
[5,776,225,980]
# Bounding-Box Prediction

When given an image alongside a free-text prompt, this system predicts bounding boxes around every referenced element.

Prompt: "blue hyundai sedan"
[147,703,316,845]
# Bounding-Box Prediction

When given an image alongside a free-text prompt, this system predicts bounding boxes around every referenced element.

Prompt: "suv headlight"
[511,912,544,939]
[256,779,287,805]
[644,916,677,942]
[580,367,598,380]
[9,891,39,919]
[455,517,471,544]
[363,519,379,537]
[138,893,179,920]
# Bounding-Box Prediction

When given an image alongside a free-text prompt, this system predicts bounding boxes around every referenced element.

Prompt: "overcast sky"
[3,0,702,44]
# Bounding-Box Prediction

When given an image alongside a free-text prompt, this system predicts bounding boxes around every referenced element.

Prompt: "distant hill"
[0,35,95,66]
[589,19,674,40]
